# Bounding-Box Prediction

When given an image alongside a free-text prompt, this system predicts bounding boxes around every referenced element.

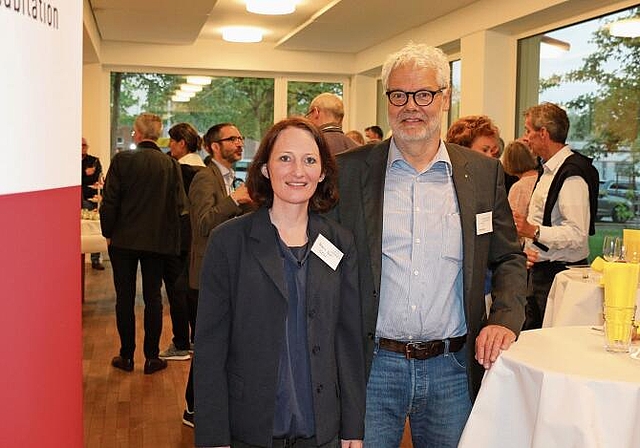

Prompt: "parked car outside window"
[601,179,639,214]
[597,183,634,223]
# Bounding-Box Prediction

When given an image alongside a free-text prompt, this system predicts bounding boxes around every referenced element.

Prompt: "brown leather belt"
[378,335,467,360]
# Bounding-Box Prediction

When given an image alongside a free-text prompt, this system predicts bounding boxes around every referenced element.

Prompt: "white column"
[460,30,518,142]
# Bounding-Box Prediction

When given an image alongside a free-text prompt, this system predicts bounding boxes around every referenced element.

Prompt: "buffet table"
[543,268,640,327]
[458,326,640,448]
[81,218,107,254]
[80,218,107,301]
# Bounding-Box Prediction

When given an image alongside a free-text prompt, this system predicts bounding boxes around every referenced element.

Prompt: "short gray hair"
[381,42,450,91]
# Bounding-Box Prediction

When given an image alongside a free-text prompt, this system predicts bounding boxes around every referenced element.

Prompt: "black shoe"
[111,356,134,372]
[92,262,105,270]
[182,409,194,428]
[144,358,168,374]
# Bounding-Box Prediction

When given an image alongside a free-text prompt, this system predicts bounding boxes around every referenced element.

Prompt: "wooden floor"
[83,261,194,448]
[82,261,412,447]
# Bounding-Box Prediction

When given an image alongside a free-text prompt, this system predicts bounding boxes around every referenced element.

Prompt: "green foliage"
[540,7,640,158]
[111,74,346,146]
[287,81,343,117]
[169,77,275,140]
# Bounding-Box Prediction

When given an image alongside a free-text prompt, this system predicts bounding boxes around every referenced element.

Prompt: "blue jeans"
[364,341,472,448]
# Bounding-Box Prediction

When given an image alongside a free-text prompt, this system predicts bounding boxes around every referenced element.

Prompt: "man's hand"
[475,325,516,370]
[341,440,363,448]
[513,211,536,239]
[524,247,539,270]
[230,184,252,204]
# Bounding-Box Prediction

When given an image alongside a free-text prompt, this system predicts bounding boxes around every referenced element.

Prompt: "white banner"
[0,0,81,195]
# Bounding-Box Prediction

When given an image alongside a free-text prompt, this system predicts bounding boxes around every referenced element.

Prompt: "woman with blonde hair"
[501,140,539,219]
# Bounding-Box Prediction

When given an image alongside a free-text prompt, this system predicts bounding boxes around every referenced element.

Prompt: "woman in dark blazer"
[194,117,365,448]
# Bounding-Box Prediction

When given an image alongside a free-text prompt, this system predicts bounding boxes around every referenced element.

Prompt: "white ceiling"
[87,0,478,53]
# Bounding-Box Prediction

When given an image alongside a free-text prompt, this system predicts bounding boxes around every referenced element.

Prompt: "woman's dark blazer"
[194,206,365,448]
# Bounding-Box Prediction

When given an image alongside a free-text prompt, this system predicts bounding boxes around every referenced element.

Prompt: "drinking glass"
[602,236,622,262]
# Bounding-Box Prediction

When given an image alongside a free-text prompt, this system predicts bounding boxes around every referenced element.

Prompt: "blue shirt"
[272,229,315,439]
[377,139,467,341]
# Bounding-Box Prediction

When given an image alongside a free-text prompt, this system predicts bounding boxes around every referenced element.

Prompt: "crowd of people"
[86,41,599,448]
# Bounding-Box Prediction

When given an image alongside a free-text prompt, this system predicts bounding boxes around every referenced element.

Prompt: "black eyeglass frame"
[385,88,446,107]
[215,136,244,144]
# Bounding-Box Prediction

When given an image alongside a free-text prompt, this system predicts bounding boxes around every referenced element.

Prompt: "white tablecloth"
[81,219,107,254]
[543,268,640,327]
[459,326,640,448]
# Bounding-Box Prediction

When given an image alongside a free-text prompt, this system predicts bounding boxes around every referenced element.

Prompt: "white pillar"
[460,30,518,142]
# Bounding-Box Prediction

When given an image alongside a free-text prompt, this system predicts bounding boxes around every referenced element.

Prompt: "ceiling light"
[608,18,640,38]
[172,96,190,102]
[180,84,203,93]
[174,90,196,99]
[222,26,263,43]
[186,76,212,85]
[246,0,295,15]
[540,35,570,59]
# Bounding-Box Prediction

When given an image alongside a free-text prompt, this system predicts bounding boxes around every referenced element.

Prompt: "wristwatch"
[533,226,540,241]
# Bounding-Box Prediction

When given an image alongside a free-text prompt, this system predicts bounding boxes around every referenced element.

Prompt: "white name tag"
[311,234,344,270]
[476,211,493,235]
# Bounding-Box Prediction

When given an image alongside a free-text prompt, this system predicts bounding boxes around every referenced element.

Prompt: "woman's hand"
[341,440,363,448]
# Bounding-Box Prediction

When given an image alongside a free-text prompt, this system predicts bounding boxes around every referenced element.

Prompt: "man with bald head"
[306,92,358,155]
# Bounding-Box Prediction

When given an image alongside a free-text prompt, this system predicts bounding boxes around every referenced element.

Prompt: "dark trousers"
[524,259,587,330]
[231,436,339,448]
[162,252,196,350]
[109,245,164,359]
[184,289,199,411]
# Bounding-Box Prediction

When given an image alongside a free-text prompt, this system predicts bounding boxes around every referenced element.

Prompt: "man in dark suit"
[100,112,187,375]
[182,122,253,427]
[330,43,527,447]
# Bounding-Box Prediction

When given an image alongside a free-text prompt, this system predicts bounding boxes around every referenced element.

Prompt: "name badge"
[311,234,344,270]
[476,211,493,235]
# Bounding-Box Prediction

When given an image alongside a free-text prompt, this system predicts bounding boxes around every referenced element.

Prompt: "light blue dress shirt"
[377,139,467,341]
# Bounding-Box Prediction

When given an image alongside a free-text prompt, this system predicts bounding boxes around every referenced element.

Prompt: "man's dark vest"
[542,152,599,236]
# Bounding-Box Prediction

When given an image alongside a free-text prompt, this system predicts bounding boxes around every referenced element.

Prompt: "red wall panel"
[0,186,82,447]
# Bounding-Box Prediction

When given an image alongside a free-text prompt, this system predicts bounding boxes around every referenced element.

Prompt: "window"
[516,5,640,251]
[110,73,274,160]
[286,81,343,117]
[448,59,461,127]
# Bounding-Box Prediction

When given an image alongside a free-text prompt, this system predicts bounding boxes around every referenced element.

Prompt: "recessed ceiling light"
[609,18,640,38]
[222,26,263,43]
[180,84,203,93]
[540,35,571,59]
[246,0,295,15]
[174,90,195,99]
[186,76,212,85]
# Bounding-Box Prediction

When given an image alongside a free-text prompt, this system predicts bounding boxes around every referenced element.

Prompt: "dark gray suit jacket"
[188,162,249,289]
[100,140,186,255]
[330,139,526,399]
[194,207,365,447]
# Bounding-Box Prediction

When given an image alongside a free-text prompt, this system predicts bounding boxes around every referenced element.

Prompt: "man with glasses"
[181,122,253,427]
[330,43,526,447]
[306,92,359,155]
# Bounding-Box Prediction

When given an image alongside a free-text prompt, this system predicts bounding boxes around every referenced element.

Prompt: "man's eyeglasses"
[385,88,445,107]
[216,136,244,144]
